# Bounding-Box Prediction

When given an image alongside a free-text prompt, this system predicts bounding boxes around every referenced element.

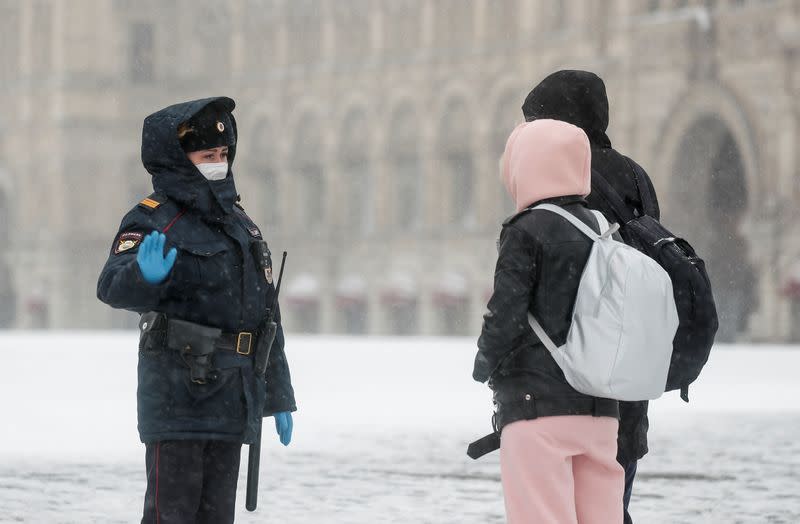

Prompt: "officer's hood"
[500,119,591,213]
[521,70,612,149]
[141,97,239,219]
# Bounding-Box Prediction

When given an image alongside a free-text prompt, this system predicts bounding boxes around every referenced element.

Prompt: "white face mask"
[196,162,228,181]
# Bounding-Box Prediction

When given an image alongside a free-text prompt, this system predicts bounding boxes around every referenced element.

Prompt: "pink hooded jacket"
[501,119,592,212]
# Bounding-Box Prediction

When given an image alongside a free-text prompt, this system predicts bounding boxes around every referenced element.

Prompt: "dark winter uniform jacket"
[474,119,620,440]
[523,70,660,464]
[97,97,296,445]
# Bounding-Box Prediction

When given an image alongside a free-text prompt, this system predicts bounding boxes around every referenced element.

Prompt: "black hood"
[141,96,239,219]
[521,70,612,149]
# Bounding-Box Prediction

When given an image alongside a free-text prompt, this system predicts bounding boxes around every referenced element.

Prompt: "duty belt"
[216,331,254,356]
[139,312,254,357]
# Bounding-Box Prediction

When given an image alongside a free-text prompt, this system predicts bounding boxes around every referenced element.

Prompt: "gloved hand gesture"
[274,411,293,446]
[136,231,177,285]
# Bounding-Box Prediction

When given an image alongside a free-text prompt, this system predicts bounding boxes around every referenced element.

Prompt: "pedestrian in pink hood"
[473,119,623,524]
[500,118,592,212]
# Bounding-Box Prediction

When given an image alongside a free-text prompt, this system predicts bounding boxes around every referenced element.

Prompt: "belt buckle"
[236,332,253,355]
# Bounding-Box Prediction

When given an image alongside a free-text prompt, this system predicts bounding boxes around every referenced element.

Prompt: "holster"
[138,312,166,352]
[165,318,222,384]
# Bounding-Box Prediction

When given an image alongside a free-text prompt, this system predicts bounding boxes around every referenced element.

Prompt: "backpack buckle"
[600,223,620,240]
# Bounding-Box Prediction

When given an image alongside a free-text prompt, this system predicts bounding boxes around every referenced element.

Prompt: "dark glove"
[274,411,293,446]
[136,231,177,285]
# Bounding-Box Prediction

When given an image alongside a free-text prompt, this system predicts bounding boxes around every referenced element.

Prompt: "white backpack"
[528,204,679,401]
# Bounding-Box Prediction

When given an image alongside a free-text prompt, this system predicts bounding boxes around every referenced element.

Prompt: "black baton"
[246,251,287,512]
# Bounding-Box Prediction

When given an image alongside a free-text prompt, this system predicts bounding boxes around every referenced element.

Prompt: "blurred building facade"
[2,0,799,341]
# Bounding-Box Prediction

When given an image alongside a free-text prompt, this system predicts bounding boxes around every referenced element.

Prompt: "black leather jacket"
[474,196,619,430]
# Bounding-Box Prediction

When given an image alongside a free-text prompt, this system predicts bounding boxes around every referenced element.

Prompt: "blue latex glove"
[136,231,177,285]
[274,411,293,446]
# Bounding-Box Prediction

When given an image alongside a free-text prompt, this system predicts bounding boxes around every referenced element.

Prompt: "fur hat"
[178,102,236,153]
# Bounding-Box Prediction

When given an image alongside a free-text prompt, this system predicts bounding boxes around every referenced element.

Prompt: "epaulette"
[137,192,167,212]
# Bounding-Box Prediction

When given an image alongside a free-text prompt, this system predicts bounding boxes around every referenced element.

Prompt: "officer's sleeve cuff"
[125,260,172,304]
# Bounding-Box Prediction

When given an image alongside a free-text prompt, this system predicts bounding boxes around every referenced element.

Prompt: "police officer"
[97,97,296,523]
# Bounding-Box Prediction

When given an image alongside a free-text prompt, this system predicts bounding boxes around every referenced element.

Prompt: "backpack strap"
[591,210,613,236]
[622,157,659,218]
[527,206,619,352]
[528,313,560,354]
[532,204,618,241]
[590,170,636,224]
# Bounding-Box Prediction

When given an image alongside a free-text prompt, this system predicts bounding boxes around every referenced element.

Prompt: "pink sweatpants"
[500,416,623,524]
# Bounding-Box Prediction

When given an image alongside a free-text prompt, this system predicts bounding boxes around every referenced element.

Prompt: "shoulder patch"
[114,231,144,254]
[138,193,167,212]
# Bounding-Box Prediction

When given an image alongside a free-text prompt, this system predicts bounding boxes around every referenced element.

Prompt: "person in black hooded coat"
[97,97,296,523]
[522,70,660,524]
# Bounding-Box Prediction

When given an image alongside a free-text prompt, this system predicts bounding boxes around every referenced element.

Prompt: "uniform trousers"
[142,439,242,524]
[500,416,623,524]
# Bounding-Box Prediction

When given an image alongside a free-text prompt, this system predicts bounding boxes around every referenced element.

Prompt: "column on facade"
[319,117,337,334]
[776,13,800,341]
[417,102,439,336]
[369,113,392,336]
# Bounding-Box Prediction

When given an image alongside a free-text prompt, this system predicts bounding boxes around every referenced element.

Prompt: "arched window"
[491,94,522,220]
[380,272,418,335]
[387,103,422,230]
[129,22,154,84]
[671,115,754,343]
[550,0,566,30]
[286,273,321,334]
[435,0,474,51]
[333,0,372,62]
[0,4,20,88]
[128,156,151,202]
[251,119,280,227]
[192,4,231,74]
[339,109,371,233]
[486,0,519,48]
[0,189,14,327]
[290,116,325,230]
[243,1,281,70]
[336,274,368,334]
[439,97,475,226]
[383,0,421,55]
[433,272,470,335]
[31,2,53,76]
[0,187,9,248]
[287,0,322,65]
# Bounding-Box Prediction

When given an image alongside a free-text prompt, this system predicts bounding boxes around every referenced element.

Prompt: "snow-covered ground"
[1,333,798,523]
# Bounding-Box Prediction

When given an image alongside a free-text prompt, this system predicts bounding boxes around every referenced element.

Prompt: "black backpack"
[590,161,718,401]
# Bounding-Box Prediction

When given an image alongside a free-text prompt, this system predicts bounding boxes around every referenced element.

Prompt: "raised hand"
[274,411,293,446]
[136,231,177,285]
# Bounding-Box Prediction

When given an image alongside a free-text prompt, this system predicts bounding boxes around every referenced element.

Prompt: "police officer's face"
[186,146,229,165]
